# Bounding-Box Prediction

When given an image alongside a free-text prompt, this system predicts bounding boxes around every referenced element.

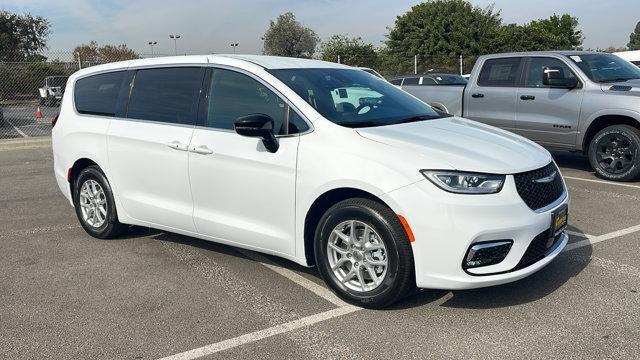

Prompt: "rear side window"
[127,67,203,125]
[74,71,126,116]
[402,77,420,85]
[206,68,309,135]
[477,58,523,87]
[421,77,437,85]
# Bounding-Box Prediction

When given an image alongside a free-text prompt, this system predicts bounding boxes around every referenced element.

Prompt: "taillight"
[52,113,59,127]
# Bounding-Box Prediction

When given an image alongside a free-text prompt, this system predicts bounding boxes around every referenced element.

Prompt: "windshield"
[567,54,640,83]
[429,74,467,85]
[269,68,444,128]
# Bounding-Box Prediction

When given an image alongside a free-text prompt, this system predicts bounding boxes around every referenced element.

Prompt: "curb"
[0,136,52,151]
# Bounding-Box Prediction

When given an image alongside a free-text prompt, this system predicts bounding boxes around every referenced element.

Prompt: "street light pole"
[169,34,181,55]
[148,41,157,56]
[230,43,239,54]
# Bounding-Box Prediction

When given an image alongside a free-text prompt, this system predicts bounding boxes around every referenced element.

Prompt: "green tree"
[628,21,640,50]
[386,0,502,57]
[319,35,378,67]
[494,14,582,53]
[73,41,139,65]
[0,10,50,61]
[262,12,319,58]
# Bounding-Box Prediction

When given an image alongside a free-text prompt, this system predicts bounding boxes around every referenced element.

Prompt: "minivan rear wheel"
[314,198,415,308]
[73,165,126,239]
[588,125,640,181]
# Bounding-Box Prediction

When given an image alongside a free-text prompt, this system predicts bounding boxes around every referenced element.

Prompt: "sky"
[2,0,640,56]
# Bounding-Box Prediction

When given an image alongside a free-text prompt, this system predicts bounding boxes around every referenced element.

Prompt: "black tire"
[588,125,640,181]
[314,198,415,309]
[73,165,127,239]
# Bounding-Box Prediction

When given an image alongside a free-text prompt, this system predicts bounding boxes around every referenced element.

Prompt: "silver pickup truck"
[399,51,640,181]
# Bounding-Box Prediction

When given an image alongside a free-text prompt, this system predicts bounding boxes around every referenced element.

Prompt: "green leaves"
[262,12,320,58]
[628,22,640,51]
[0,11,50,62]
[319,35,377,66]
[385,1,583,57]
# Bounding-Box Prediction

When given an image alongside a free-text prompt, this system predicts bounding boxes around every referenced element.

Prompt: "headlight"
[421,170,505,194]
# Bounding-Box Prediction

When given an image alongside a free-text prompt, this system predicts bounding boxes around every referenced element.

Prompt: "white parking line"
[238,249,349,307]
[564,176,640,190]
[4,118,28,138]
[158,305,361,360]
[563,223,640,252]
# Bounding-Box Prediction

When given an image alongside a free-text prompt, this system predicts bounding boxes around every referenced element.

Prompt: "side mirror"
[543,66,578,89]
[234,114,279,153]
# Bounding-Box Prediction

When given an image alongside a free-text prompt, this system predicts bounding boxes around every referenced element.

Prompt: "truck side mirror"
[543,66,577,89]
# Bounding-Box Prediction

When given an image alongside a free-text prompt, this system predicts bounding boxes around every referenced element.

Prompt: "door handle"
[166,141,189,151]
[190,145,214,155]
[471,93,484,98]
[520,95,536,101]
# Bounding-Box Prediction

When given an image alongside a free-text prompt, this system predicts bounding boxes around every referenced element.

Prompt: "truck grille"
[513,163,565,211]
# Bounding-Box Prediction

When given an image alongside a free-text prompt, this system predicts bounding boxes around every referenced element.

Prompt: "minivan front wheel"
[314,198,415,308]
[73,165,126,239]
[588,125,640,181]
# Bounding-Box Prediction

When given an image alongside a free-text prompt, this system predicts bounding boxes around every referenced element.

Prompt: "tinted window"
[127,67,203,125]
[390,78,403,85]
[74,71,126,116]
[478,58,523,87]
[402,77,420,85]
[632,61,640,67]
[525,57,576,87]
[207,68,307,135]
[421,77,437,85]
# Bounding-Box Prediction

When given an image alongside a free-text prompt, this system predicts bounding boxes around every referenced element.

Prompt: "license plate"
[552,205,568,235]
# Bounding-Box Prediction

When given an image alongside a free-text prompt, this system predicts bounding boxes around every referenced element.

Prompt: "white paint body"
[52,55,569,290]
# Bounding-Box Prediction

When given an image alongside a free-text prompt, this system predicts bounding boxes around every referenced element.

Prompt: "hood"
[356,117,552,174]
[601,79,640,96]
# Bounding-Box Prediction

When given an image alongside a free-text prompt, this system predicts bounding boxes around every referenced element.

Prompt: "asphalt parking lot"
[1,104,57,139]
[1,142,639,359]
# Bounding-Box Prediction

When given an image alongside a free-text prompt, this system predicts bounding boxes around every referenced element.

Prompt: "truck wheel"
[588,125,640,181]
[314,198,415,308]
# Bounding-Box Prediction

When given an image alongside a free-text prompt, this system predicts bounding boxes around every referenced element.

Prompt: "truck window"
[477,58,523,87]
[421,77,437,85]
[402,77,420,85]
[390,78,403,85]
[525,57,576,88]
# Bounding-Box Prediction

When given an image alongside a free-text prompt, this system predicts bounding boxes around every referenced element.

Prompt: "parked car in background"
[52,55,568,308]
[38,76,69,107]
[390,73,468,86]
[357,67,386,80]
[614,50,640,67]
[400,51,640,181]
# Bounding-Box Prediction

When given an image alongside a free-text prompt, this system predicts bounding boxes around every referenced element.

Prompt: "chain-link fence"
[0,51,479,140]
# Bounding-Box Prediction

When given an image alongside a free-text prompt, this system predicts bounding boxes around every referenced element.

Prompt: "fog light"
[464,241,513,269]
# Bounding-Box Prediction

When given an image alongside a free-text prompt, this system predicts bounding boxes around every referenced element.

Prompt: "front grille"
[514,228,561,270]
[514,162,565,210]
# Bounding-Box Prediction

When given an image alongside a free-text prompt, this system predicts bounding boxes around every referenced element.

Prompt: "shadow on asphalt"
[550,151,592,173]
[116,225,591,311]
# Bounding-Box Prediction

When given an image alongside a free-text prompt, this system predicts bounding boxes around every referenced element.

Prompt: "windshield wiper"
[599,78,639,83]
[335,121,387,128]
[393,114,448,125]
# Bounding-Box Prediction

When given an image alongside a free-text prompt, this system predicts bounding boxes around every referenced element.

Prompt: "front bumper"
[381,174,569,290]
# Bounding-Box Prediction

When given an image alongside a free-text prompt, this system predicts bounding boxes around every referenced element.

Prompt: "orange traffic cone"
[35,107,43,119]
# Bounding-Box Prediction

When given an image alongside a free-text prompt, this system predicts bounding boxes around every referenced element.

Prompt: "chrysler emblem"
[533,171,557,184]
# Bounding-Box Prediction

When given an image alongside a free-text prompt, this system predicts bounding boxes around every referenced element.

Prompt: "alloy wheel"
[595,133,637,175]
[79,179,107,228]
[326,220,388,292]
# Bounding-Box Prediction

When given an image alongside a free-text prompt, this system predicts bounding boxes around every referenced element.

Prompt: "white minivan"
[52,55,569,308]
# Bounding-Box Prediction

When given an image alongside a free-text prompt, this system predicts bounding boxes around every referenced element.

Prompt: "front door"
[189,68,309,255]
[515,57,584,147]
